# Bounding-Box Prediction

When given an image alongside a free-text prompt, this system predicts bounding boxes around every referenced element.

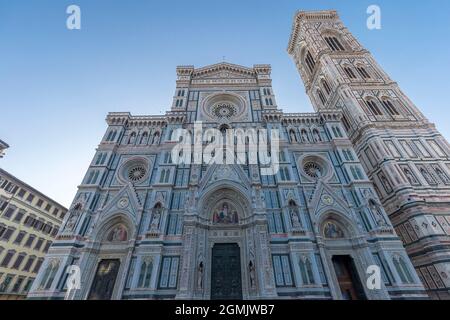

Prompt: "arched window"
[299,256,316,285]
[356,66,371,79]
[301,129,310,143]
[138,259,153,288]
[393,256,414,284]
[317,89,326,105]
[289,129,297,143]
[365,98,383,116]
[343,66,357,79]
[321,79,332,95]
[381,99,400,116]
[313,129,322,142]
[128,132,137,144]
[324,36,345,51]
[305,51,316,73]
[140,132,149,145]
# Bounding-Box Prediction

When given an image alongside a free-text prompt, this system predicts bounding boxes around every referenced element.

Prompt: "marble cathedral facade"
[28,10,450,300]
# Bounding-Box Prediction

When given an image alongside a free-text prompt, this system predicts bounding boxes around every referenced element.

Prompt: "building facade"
[0,168,67,299]
[288,10,450,299]
[28,10,450,300]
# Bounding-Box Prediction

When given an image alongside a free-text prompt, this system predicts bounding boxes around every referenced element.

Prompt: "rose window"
[127,165,147,182]
[212,103,237,119]
[303,162,323,179]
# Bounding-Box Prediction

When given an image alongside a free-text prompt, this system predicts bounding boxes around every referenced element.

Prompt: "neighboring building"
[0,140,9,158]
[28,9,449,301]
[0,168,67,299]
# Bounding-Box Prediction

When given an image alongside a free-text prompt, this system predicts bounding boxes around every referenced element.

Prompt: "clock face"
[322,195,334,206]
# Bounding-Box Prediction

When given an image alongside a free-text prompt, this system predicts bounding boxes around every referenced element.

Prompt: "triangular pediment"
[199,163,251,191]
[98,183,143,226]
[192,62,256,80]
[309,180,352,219]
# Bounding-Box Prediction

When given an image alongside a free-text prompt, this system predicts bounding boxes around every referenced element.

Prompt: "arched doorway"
[195,186,255,300]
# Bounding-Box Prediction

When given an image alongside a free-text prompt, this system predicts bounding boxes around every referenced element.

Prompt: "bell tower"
[288,10,450,299]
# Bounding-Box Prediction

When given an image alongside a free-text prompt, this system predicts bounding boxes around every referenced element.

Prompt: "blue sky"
[1,0,449,207]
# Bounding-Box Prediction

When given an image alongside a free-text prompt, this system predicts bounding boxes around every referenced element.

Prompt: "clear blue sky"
[1,0,449,207]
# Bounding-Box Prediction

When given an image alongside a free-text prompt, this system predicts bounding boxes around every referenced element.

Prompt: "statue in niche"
[150,203,162,232]
[249,261,256,288]
[107,225,128,242]
[290,130,297,143]
[288,200,302,230]
[65,203,82,232]
[369,199,388,227]
[403,168,417,185]
[212,202,239,224]
[323,221,344,239]
[197,262,204,289]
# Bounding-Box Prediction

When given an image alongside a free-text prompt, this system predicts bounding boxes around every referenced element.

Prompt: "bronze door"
[211,243,242,300]
[332,255,366,300]
[88,259,121,300]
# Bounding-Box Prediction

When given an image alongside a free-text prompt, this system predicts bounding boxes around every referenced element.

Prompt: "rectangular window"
[1,227,15,241]
[14,231,26,245]
[1,251,15,268]
[3,206,16,219]
[12,254,25,270]
[22,256,36,272]
[272,255,294,287]
[32,258,44,273]
[26,194,35,203]
[34,238,44,251]
[24,234,36,248]
[17,189,26,198]
[158,256,180,289]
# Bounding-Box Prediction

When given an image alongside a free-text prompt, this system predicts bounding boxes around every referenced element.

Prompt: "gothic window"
[313,129,322,142]
[393,256,414,284]
[289,129,297,143]
[152,132,161,145]
[350,166,365,180]
[140,132,149,145]
[128,132,137,144]
[321,79,332,95]
[365,98,383,116]
[85,170,100,185]
[305,51,316,73]
[159,169,171,184]
[266,212,285,233]
[279,166,291,181]
[343,66,357,79]
[381,99,400,116]
[317,89,327,105]
[301,129,310,143]
[138,259,153,288]
[332,126,343,138]
[400,140,418,158]
[158,256,179,289]
[106,129,118,142]
[38,259,60,290]
[356,66,371,79]
[272,255,294,287]
[175,167,190,187]
[372,253,392,286]
[166,214,182,235]
[299,256,316,285]
[324,36,345,51]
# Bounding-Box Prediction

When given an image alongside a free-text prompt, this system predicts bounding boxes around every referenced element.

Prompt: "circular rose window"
[128,165,146,182]
[303,161,323,179]
[212,103,237,119]
[119,158,149,184]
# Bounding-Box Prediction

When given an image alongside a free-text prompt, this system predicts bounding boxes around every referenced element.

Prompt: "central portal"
[211,243,242,300]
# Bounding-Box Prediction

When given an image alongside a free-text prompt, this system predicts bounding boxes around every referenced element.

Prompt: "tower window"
[321,79,332,95]
[325,36,345,51]
[305,51,316,73]
[357,66,371,79]
[365,99,383,116]
[344,67,357,79]
[381,99,400,116]
[317,89,326,105]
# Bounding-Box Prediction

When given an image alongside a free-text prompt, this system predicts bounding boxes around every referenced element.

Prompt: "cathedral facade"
[28,10,450,300]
